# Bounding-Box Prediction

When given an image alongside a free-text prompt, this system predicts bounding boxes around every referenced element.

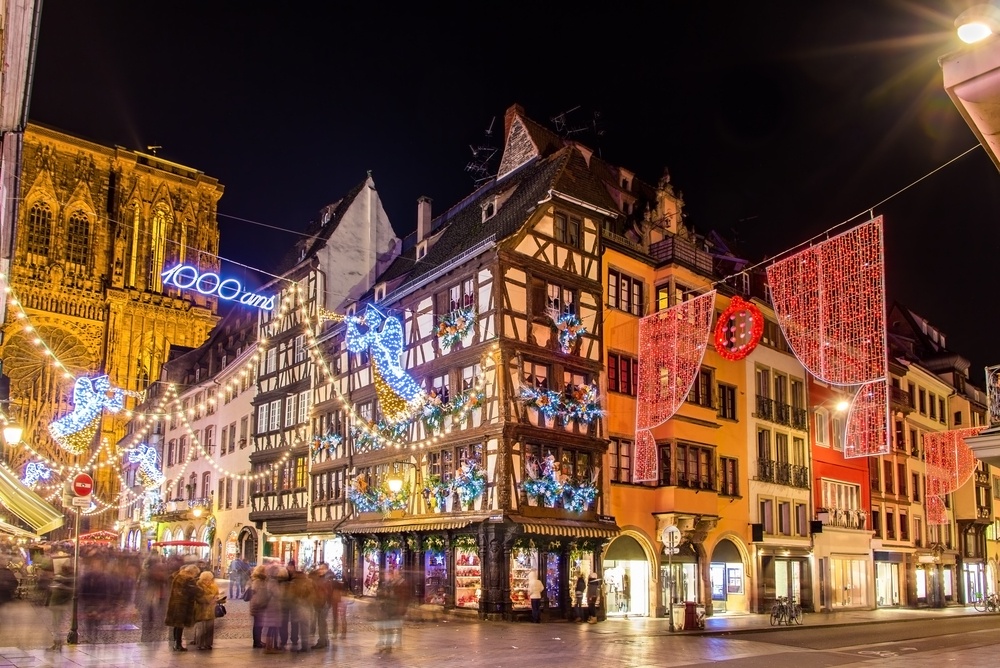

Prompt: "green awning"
[0,465,64,534]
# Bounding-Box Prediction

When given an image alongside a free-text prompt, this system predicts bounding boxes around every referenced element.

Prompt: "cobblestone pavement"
[0,598,998,667]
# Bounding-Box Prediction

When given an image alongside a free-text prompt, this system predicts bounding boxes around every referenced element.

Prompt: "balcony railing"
[889,385,911,411]
[757,459,810,489]
[756,395,774,422]
[648,236,715,274]
[774,402,791,426]
[817,508,867,530]
[790,407,808,431]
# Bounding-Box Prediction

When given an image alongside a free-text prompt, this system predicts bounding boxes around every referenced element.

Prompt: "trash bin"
[684,601,698,630]
[671,605,685,629]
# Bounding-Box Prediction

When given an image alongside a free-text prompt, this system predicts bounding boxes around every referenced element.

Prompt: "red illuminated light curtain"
[633,291,716,482]
[765,217,890,457]
[925,427,984,524]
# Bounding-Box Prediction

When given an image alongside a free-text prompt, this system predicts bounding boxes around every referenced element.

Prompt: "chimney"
[417,196,433,242]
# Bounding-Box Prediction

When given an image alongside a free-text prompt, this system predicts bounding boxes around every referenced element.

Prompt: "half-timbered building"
[310,105,622,620]
[248,175,399,568]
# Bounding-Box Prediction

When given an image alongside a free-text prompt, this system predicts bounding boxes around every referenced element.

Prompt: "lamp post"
[2,418,22,447]
[661,526,681,632]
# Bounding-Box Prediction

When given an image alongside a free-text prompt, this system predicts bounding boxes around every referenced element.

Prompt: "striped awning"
[0,465,63,534]
[515,517,620,539]
[339,515,490,534]
[0,519,40,541]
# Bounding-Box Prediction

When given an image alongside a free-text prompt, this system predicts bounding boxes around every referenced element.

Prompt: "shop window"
[607,268,644,316]
[718,384,737,420]
[720,457,739,496]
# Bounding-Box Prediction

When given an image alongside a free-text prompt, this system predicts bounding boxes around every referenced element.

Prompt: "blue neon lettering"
[161,264,274,311]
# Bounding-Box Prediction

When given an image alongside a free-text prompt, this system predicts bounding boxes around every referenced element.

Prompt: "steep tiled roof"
[368,152,568,295]
[552,147,619,213]
[274,177,369,274]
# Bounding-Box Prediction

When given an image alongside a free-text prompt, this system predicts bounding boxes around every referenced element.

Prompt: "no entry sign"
[72,473,93,497]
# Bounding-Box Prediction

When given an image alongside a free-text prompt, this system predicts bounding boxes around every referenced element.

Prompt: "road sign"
[661,525,682,548]
[70,495,92,507]
[72,473,93,497]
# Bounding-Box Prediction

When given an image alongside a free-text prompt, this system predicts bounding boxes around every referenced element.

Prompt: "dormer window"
[416,240,428,260]
[346,304,357,318]
[374,283,386,302]
[483,200,495,221]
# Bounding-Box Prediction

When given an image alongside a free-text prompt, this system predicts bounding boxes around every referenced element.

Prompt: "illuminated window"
[607,269,644,316]
[285,395,296,427]
[298,390,311,424]
[269,399,282,431]
[25,202,52,260]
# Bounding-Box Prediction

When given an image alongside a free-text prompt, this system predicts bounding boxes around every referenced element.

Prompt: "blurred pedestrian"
[164,564,200,651]
[262,565,285,654]
[0,557,17,605]
[586,570,601,624]
[573,572,586,622]
[229,556,246,599]
[331,576,347,638]
[194,571,220,650]
[309,563,332,648]
[376,569,410,653]
[528,571,543,623]
[287,563,313,652]
[46,564,73,651]
[247,565,268,648]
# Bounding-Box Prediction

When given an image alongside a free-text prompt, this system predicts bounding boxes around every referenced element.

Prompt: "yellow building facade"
[1,124,222,502]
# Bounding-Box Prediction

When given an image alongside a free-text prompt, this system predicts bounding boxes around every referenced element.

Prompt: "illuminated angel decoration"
[127,443,165,488]
[22,461,52,487]
[347,305,425,423]
[48,375,141,455]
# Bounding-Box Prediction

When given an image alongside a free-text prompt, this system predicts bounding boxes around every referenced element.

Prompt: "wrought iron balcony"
[790,407,808,431]
[756,395,774,422]
[889,385,912,412]
[774,402,791,426]
[757,459,810,489]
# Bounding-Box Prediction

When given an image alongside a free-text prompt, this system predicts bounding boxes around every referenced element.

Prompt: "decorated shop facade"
[305,113,625,618]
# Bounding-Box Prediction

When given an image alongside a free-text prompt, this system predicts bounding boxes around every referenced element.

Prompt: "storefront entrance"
[875,560,900,607]
[603,535,649,617]
[709,539,746,613]
[962,562,983,604]
[831,557,870,607]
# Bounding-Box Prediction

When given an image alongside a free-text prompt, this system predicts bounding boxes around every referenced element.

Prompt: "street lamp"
[956,4,1000,44]
[387,473,404,493]
[835,399,850,413]
[3,418,22,445]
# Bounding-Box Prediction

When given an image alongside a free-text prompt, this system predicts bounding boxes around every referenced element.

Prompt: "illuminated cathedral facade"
[1,124,223,501]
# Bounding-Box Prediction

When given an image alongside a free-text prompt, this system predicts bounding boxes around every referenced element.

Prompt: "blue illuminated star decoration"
[347,305,425,424]
[127,443,165,488]
[48,375,140,455]
[22,461,52,487]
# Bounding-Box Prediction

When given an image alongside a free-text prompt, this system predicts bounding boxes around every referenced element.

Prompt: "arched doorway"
[710,538,747,613]
[604,535,649,617]
[239,526,259,566]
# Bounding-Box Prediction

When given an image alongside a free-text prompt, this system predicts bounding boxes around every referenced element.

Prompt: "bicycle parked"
[769,596,803,626]
[973,592,1000,612]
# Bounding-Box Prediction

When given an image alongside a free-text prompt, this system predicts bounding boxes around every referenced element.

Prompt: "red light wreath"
[714,296,764,361]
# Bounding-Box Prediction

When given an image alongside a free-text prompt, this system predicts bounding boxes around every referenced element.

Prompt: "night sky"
[28,1,1000,380]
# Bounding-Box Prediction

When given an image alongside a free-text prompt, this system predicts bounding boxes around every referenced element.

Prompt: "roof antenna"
[147,145,162,155]
[465,116,498,185]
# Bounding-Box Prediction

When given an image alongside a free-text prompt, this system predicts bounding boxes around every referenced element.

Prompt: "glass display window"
[425,550,447,605]
[510,548,538,610]
[363,549,381,596]
[455,547,482,609]
[323,537,344,581]
[545,553,560,608]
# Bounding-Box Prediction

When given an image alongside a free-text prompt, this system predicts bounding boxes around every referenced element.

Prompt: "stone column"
[411,533,425,602]
[444,533,455,610]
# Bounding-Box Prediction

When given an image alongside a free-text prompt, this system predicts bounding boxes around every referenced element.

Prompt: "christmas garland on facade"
[518,383,603,424]
[347,474,410,514]
[437,305,477,352]
[453,534,478,552]
[551,313,586,354]
[520,454,599,512]
[311,432,344,461]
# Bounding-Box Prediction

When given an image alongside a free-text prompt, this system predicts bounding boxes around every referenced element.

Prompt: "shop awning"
[339,514,491,534]
[0,465,64,534]
[514,517,620,539]
[0,519,40,541]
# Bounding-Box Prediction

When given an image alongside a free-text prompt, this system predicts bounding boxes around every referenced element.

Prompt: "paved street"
[1,599,1000,667]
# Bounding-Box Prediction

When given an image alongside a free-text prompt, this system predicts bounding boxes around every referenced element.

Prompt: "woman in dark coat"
[247,565,268,648]
[164,564,200,651]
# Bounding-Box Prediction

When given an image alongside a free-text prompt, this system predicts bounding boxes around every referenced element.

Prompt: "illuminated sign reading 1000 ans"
[161,264,275,310]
